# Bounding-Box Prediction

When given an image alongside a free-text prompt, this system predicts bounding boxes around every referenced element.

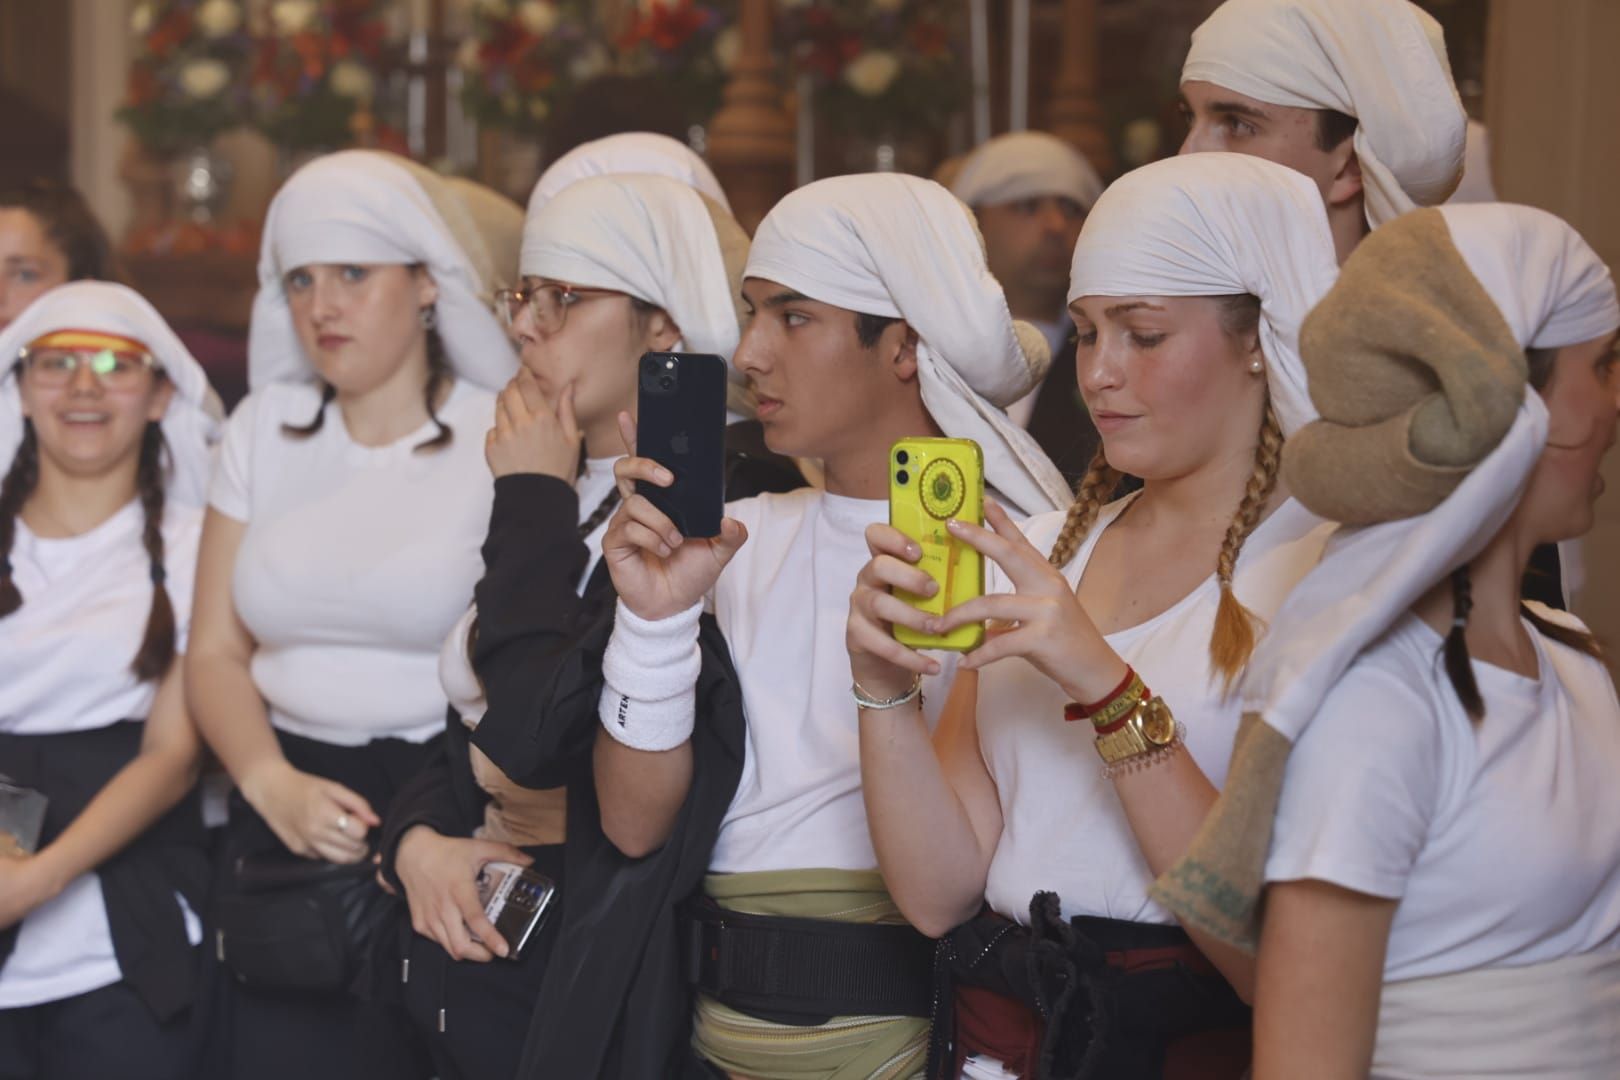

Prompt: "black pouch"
[214,850,394,993]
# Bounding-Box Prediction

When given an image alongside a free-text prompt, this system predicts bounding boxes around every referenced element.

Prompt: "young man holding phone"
[589,173,1070,1078]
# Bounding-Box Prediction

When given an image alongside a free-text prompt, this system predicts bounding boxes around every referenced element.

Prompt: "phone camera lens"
[665,359,677,369]
[659,375,675,390]
[895,469,910,485]
[895,449,910,465]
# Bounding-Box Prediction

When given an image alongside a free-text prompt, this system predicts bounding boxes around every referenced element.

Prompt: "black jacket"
[1026,335,1099,490]
[377,421,802,1078]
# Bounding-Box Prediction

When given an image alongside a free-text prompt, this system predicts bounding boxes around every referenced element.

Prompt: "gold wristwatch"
[1093,696,1177,765]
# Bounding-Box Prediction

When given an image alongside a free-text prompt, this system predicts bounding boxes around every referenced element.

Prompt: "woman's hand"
[846,522,944,701]
[239,759,379,864]
[932,501,1128,704]
[603,412,747,622]
[0,850,62,930]
[485,369,582,481]
[395,826,532,963]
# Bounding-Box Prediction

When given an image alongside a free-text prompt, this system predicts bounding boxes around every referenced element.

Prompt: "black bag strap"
[683,895,935,1022]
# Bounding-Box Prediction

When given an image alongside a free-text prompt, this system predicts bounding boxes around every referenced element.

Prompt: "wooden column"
[1047,0,1113,175]
[705,0,793,232]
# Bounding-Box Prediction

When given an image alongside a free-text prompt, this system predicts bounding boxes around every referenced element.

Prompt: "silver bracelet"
[852,675,923,711]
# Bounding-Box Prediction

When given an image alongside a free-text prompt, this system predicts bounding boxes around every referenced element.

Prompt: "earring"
[1249,358,1264,375]
[419,305,438,330]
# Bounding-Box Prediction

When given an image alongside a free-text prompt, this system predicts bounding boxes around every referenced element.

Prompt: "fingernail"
[929,661,942,674]
[658,544,671,557]
[926,580,938,596]
[656,468,673,484]
[668,533,683,548]
[908,545,921,559]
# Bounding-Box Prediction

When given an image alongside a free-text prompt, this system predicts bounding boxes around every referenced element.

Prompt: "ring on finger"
[336,813,350,834]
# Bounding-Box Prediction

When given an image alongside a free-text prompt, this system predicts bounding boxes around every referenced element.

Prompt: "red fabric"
[954,983,1042,1077]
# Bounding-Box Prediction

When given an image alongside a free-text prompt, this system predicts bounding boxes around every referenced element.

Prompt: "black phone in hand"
[635,352,727,539]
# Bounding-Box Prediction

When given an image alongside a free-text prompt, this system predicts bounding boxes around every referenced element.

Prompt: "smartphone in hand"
[475,860,557,961]
[889,437,985,651]
[635,352,727,539]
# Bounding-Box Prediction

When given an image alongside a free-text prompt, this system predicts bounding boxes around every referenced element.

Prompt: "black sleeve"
[466,473,601,790]
[376,717,467,892]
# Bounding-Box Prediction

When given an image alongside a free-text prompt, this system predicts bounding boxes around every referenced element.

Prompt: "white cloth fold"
[521,174,742,361]
[745,173,1070,518]
[1182,0,1466,227]
[249,150,519,392]
[951,131,1105,211]
[0,281,223,506]
[529,132,730,216]
[1067,153,1341,437]
[1244,204,1619,748]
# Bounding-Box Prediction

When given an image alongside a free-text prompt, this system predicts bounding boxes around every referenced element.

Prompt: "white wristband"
[598,599,702,751]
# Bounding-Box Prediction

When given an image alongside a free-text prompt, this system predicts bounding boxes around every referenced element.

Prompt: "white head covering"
[1182,0,1467,227]
[0,281,224,506]
[521,174,744,362]
[1068,153,1341,437]
[1448,119,1500,204]
[250,150,519,392]
[951,131,1106,212]
[745,173,1070,518]
[528,133,731,217]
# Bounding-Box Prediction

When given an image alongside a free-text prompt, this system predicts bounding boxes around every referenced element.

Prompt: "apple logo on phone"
[671,432,691,455]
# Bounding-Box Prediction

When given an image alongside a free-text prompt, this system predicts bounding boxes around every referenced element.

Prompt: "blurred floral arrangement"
[118,0,255,155]
[615,0,739,128]
[778,0,964,139]
[457,0,598,133]
[250,0,397,150]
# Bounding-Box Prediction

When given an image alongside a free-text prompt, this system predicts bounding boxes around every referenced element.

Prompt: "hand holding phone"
[888,438,985,651]
[474,860,557,961]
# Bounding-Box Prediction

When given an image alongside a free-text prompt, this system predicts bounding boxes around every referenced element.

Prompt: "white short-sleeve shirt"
[1266,606,1620,981]
[0,500,204,1008]
[209,379,496,745]
[977,496,1330,925]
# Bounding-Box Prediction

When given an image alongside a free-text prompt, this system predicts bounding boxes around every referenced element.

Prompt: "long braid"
[0,423,40,618]
[1209,400,1284,690]
[1048,446,1121,568]
[1443,566,1485,721]
[131,422,177,680]
[415,323,452,453]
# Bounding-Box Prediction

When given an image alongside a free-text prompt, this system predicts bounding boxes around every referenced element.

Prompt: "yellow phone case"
[889,437,985,652]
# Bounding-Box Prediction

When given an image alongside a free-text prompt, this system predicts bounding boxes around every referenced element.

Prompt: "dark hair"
[1442,343,1602,720]
[0,419,177,680]
[282,276,453,453]
[1315,109,1358,153]
[0,178,118,282]
[854,312,901,350]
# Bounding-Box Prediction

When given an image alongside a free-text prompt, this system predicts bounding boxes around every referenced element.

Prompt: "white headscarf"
[0,281,224,506]
[1182,0,1467,227]
[528,133,731,217]
[521,174,743,362]
[1068,153,1341,437]
[1244,202,1619,748]
[745,173,1070,518]
[951,131,1106,212]
[249,150,519,392]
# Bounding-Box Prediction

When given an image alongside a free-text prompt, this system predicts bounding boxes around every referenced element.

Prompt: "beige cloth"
[692,869,927,1080]
[1370,949,1620,1079]
[468,745,565,848]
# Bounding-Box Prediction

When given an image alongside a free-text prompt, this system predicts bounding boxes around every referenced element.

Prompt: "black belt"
[684,895,935,1023]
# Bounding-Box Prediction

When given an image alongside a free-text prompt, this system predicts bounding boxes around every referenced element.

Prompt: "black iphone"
[636,352,727,538]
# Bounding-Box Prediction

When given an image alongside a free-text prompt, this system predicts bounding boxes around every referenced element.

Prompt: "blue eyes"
[284,266,369,292]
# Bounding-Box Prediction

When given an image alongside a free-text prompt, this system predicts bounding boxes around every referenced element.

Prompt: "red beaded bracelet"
[1064,665,1141,723]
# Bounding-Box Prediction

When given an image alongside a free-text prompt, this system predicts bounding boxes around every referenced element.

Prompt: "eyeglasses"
[493,282,620,334]
[17,346,161,391]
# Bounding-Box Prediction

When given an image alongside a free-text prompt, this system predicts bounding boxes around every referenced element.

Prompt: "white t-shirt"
[0,499,203,1008]
[1266,606,1620,982]
[440,454,621,728]
[977,496,1329,925]
[210,379,496,746]
[709,489,954,874]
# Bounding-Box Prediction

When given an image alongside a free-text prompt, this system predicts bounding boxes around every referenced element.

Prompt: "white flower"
[456,37,483,72]
[329,59,375,101]
[179,58,231,99]
[714,26,740,72]
[131,2,154,35]
[843,50,901,98]
[195,0,242,38]
[515,0,558,36]
[1122,117,1161,167]
[872,0,906,12]
[569,43,611,82]
[269,0,319,36]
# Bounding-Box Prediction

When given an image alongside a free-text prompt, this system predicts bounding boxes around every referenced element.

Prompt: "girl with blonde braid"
[846,154,1339,1079]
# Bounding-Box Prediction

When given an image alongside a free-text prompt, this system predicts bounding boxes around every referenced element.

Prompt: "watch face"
[1141,699,1176,745]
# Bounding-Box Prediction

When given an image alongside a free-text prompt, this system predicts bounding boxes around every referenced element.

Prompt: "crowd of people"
[1,0,1617,1078]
